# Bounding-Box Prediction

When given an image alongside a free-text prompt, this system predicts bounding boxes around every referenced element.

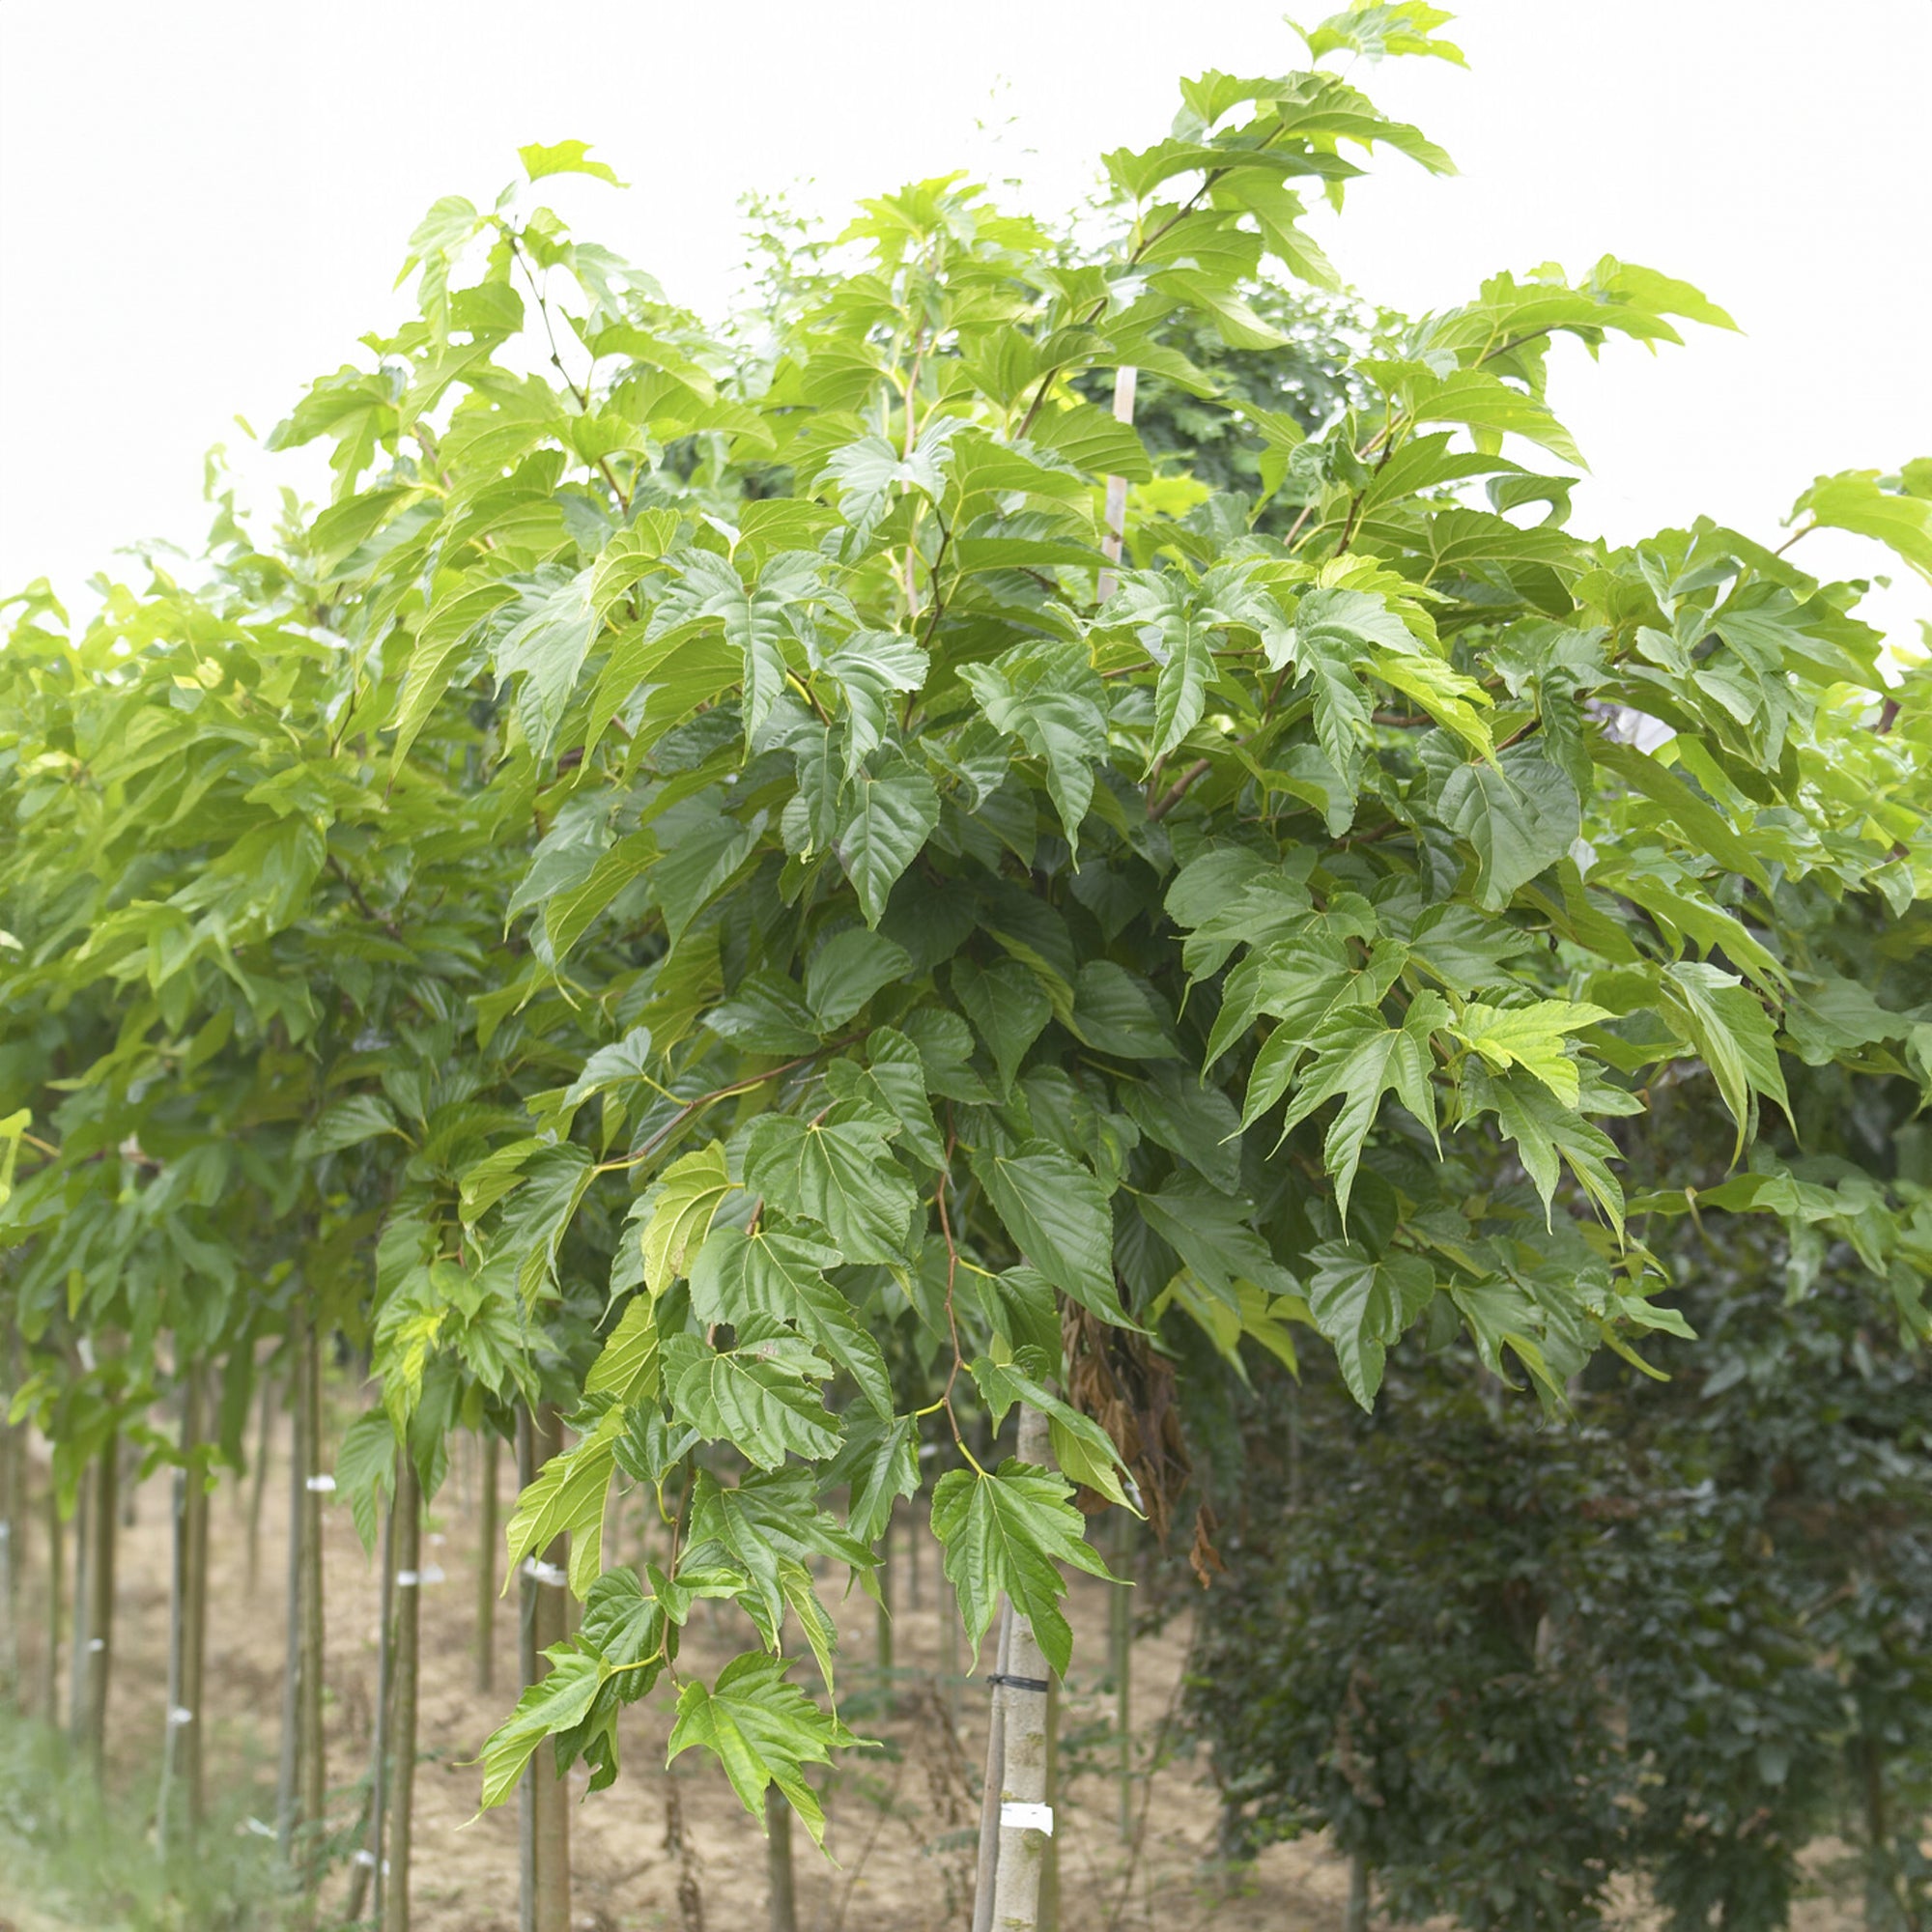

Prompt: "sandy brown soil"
[1,1404,1862,1931]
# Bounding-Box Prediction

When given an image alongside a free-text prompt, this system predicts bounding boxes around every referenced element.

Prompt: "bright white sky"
[3,0,1927,645]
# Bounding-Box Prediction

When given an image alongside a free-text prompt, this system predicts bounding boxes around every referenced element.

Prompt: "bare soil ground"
[2,1412,1862,1931]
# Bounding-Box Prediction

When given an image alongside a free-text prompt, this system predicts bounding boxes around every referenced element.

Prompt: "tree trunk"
[78,1425,118,1778]
[288,1308,327,1893]
[43,1477,62,1731]
[277,1362,303,1861]
[1111,1508,1132,1843]
[519,1404,571,1932]
[476,1426,498,1694]
[766,1786,797,1932]
[181,1368,210,1835]
[158,1452,185,1855]
[348,1474,399,1927]
[67,1463,90,1737]
[246,1368,275,1592]
[971,1602,1011,1932]
[0,1325,19,1705]
[384,1452,422,1932]
[1345,1848,1371,1932]
[875,1497,895,1715]
[988,1406,1055,1932]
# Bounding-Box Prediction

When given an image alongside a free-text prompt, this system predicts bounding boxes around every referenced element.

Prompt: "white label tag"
[169,1706,194,1727]
[1000,1802,1054,1835]
[523,1557,568,1587]
[396,1570,420,1588]
[305,1474,337,1493]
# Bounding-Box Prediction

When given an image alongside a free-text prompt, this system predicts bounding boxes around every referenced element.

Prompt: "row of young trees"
[3,3,1929,1925]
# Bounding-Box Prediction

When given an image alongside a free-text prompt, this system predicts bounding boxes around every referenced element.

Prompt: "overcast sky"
[3,0,1927,644]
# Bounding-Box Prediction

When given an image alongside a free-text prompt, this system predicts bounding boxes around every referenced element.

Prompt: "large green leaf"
[969,1142,1126,1322]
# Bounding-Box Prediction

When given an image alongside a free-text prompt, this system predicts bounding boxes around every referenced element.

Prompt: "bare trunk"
[1345,1848,1371,1932]
[987,1406,1055,1932]
[276,1363,302,1860]
[67,1464,89,1736]
[383,1452,422,1932]
[476,1426,498,1694]
[181,1368,210,1834]
[43,1476,63,1731]
[246,1368,275,1592]
[0,1325,19,1704]
[287,1308,327,1894]
[348,1471,399,1926]
[875,1497,895,1714]
[765,1786,797,1932]
[519,1404,571,1932]
[1111,1508,1132,1843]
[971,1602,1012,1932]
[78,1425,118,1778]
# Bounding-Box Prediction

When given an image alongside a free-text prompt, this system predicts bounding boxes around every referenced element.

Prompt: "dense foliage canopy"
[3,1,1929,1868]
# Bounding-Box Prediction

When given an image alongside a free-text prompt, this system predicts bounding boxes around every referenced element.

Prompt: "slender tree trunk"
[384,1453,422,1932]
[1345,1848,1371,1932]
[765,1786,797,1932]
[1094,365,1139,604]
[78,1425,118,1779]
[348,1484,398,1927]
[286,1308,327,1894]
[247,1368,275,1592]
[1111,1509,1132,1843]
[0,1325,19,1705]
[904,1493,920,1610]
[181,1367,210,1836]
[941,1569,960,1730]
[987,1406,1056,1932]
[277,1366,303,1861]
[158,1451,185,1855]
[971,1603,1011,1932]
[519,1405,570,1932]
[67,1465,90,1736]
[44,1476,63,1730]
[875,1497,895,1715]
[476,1426,498,1694]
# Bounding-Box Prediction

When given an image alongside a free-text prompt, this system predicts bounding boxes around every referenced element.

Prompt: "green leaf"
[1278,994,1449,1222]
[835,756,940,925]
[479,1649,603,1810]
[1438,751,1579,911]
[1306,1240,1435,1407]
[1451,999,1610,1108]
[519,140,626,185]
[931,1459,1113,1677]
[1656,961,1793,1158]
[970,1142,1126,1323]
[822,1409,920,1545]
[953,958,1052,1095]
[495,1144,596,1302]
[662,1322,841,1469]
[741,1114,918,1264]
[806,929,912,1030]
[584,1294,661,1404]
[334,1408,397,1555]
[296,1094,403,1161]
[667,1654,858,1847]
[1791,467,1932,583]
[641,1143,736,1294]
[503,1405,624,1596]
[1026,402,1152,482]
[493,569,599,761]
[690,1225,893,1419]
[1069,961,1178,1060]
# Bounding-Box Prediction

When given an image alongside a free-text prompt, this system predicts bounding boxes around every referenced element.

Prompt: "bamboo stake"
[157,1451,185,1855]
[383,1452,422,1932]
[971,1608,1011,1932]
[1345,1849,1371,1932]
[294,1310,327,1892]
[67,1461,90,1738]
